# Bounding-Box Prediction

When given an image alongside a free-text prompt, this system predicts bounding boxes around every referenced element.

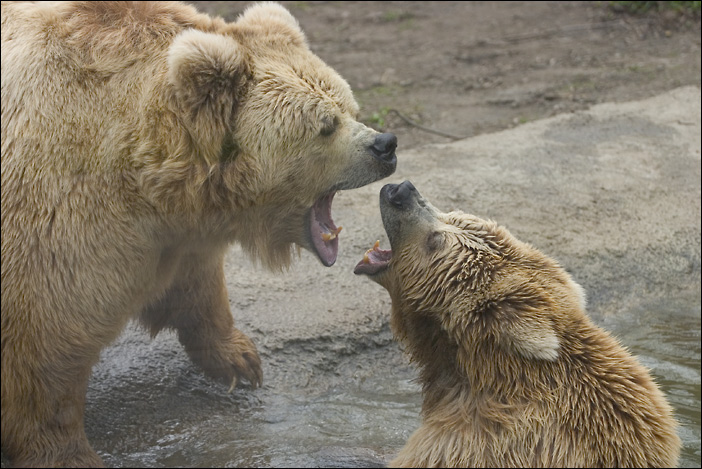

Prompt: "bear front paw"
[224,328,263,390]
[184,327,263,389]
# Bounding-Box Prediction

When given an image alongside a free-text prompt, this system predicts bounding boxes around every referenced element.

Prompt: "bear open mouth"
[353,240,392,275]
[310,191,343,267]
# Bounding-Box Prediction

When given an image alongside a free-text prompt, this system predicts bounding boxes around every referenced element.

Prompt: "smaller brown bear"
[355,181,681,468]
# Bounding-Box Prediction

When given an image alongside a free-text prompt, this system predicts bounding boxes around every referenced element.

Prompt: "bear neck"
[416,311,673,447]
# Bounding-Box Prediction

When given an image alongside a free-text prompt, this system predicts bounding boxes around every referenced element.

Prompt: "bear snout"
[383,180,416,209]
[379,181,441,253]
[369,132,398,166]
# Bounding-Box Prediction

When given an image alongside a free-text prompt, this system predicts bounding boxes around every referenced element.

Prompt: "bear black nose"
[387,180,416,208]
[370,133,397,163]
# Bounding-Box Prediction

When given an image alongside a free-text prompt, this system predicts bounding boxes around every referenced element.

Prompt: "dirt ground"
[191,1,701,150]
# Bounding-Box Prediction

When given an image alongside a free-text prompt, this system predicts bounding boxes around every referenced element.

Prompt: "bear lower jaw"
[353,240,392,276]
[309,191,340,266]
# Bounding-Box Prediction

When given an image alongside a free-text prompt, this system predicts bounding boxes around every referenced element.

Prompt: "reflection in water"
[86,294,699,468]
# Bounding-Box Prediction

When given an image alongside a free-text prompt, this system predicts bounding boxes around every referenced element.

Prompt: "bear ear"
[236,2,307,46]
[167,29,249,161]
[495,299,561,362]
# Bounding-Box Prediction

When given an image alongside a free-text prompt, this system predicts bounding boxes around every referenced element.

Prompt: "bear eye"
[320,115,339,137]
[426,231,444,252]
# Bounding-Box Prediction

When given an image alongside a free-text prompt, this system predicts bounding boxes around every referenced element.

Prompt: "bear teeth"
[363,240,380,264]
[362,240,381,263]
[321,226,343,242]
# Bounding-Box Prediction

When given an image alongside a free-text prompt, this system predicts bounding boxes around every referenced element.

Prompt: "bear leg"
[141,255,263,389]
[1,359,104,468]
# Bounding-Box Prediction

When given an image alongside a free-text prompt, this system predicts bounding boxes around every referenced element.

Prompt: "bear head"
[150,2,397,268]
[355,181,589,383]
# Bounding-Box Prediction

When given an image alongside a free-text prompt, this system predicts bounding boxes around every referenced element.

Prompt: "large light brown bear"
[355,181,680,468]
[1,1,397,467]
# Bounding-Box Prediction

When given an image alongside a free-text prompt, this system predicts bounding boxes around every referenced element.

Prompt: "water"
[88,292,700,468]
[96,362,423,468]
[4,297,698,468]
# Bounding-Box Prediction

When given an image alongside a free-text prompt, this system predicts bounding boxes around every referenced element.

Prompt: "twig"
[478,18,652,46]
[387,109,466,140]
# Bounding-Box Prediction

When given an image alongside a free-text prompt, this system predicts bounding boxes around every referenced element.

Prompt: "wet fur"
[374,209,680,467]
[1,1,389,466]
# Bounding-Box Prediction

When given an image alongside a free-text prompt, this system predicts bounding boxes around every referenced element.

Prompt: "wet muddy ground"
[193,1,701,150]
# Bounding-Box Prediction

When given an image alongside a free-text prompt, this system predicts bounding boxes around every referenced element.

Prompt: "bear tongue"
[310,192,339,267]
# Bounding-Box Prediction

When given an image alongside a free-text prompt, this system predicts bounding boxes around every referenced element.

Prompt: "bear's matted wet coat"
[355,181,680,468]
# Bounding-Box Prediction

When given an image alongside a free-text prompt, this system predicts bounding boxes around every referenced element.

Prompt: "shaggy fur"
[1,2,396,467]
[356,181,680,468]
